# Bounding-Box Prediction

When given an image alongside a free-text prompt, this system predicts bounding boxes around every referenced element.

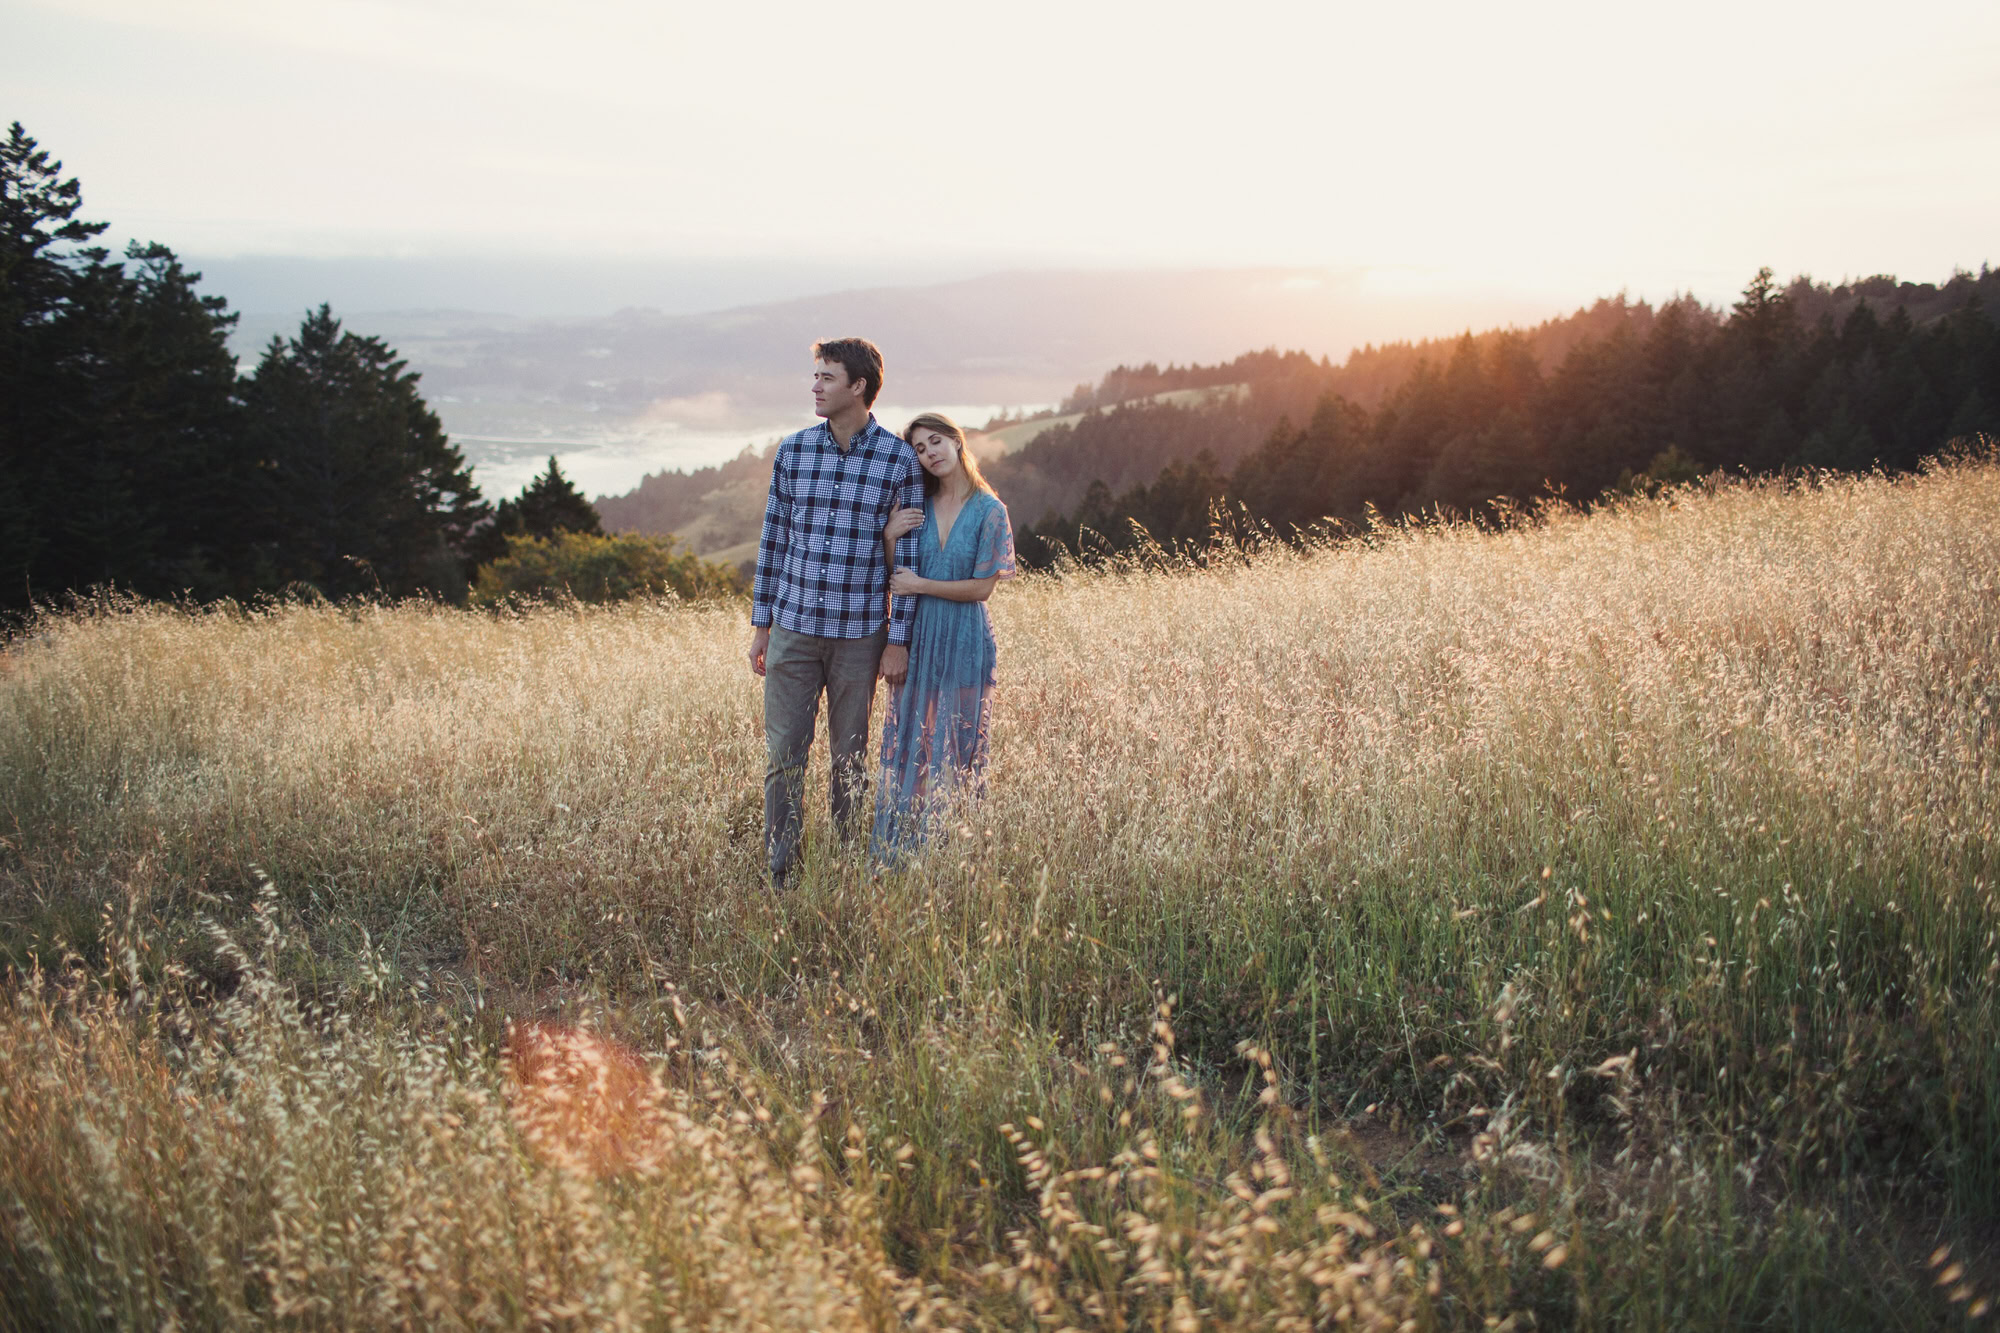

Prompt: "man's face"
[812,359,865,419]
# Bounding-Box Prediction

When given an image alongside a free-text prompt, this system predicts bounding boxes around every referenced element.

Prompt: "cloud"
[639,391,738,429]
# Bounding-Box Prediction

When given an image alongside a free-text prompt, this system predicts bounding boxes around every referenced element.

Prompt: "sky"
[6,0,1998,316]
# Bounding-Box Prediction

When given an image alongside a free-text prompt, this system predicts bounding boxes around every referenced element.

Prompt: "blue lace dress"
[871,490,1016,862]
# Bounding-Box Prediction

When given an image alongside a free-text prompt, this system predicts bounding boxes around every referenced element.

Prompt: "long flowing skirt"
[870,600,996,862]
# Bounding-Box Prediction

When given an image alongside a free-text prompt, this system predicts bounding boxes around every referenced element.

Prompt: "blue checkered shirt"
[752,415,925,645]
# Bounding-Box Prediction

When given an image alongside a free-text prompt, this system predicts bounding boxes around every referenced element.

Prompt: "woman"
[870,412,1016,862]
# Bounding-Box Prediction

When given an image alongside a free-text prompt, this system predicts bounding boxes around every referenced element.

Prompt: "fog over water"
[213,260,1569,502]
[208,260,1074,496]
[449,401,1039,501]
[222,306,1059,500]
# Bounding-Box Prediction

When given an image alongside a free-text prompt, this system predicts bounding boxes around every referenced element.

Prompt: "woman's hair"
[904,412,994,497]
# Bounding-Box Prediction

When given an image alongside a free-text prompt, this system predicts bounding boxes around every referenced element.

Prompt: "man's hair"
[811,337,884,407]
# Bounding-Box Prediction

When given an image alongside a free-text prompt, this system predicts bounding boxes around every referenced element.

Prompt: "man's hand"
[878,644,908,687]
[749,626,770,677]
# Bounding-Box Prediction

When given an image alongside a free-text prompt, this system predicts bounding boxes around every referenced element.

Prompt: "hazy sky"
[7,0,1997,311]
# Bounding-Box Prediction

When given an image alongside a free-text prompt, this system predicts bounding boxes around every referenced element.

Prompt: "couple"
[746,336,1015,887]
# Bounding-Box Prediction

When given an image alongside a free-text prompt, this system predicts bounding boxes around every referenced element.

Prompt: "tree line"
[2,123,732,615]
[982,299,1686,532]
[1016,267,2000,564]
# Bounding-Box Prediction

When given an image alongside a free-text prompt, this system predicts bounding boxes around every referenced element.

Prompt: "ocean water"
[453,400,1043,501]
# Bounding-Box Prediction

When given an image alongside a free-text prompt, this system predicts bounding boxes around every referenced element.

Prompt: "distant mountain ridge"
[596,265,1999,562]
[235,265,1533,427]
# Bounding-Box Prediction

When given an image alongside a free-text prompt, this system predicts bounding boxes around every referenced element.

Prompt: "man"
[748,337,923,889]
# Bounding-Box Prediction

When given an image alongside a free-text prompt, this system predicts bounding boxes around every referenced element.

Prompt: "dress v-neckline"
[932,492,973,553]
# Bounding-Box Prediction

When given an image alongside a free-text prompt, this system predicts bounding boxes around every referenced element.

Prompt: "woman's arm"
[883,507,924,571]
[881,506,925,610]
[889,570,999,602]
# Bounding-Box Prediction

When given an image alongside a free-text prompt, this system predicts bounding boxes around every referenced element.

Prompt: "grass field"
[1,457,1996,1329]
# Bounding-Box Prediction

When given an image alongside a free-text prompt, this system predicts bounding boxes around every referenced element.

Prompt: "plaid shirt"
[752,415,925,644]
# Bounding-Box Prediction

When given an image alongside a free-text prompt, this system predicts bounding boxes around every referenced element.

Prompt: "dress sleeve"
[972,496,1017,581]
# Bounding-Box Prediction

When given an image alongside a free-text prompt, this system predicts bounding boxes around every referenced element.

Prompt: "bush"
[471,531,742,605]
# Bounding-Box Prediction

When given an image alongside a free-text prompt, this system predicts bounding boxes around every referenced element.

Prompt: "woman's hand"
[884,507,924,541]
[889,567,925,596]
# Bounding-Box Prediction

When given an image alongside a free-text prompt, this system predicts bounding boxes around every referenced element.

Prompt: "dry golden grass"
[0,903,923,1331]
[2,457,1997,1328]
[505,1020,665,1177]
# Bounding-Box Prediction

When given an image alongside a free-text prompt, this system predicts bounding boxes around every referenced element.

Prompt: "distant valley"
[228,268,1550,503]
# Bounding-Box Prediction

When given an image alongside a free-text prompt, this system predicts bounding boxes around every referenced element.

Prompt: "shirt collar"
[817,413,882,453]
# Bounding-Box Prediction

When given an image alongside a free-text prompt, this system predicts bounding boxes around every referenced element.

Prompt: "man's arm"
[886,454,924,647]
[749,442,790,674]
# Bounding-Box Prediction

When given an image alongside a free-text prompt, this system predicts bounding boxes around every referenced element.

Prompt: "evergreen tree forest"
[1019,268,2000,564]
[1,123,494,612]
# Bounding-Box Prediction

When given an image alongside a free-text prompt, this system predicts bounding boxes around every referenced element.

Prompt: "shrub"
[471,530,742,606]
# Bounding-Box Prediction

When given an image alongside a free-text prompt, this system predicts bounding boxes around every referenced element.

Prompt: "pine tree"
[1945,387,1993,445]
[243,306,488,599]
[467,456,603,569]
[514,456,603,539]
[49,242,246,598]
[1,122,107,606]
[1,125,247,607]
[1730,267,1794,362]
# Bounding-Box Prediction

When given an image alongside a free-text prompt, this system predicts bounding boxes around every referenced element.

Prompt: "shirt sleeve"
[886,451,925,646]
[751,441,790,628]
[972,496,1017,581]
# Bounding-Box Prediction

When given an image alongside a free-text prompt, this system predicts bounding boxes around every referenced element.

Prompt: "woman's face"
[912,428,962,481]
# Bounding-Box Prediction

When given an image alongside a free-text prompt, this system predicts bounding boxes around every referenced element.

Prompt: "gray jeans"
[763,624,886,876]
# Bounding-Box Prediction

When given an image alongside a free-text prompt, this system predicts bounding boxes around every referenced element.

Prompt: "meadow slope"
[1,460,1996,1329]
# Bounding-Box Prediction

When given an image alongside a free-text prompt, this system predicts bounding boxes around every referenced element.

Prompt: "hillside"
[595,296,1676,551]
[1019,265,2000,557]
[597,266,2000,556]
[1004,267,2000,539]
[6,462,1998,1325]
[594,385,1252,564]
[592,441,778,568]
